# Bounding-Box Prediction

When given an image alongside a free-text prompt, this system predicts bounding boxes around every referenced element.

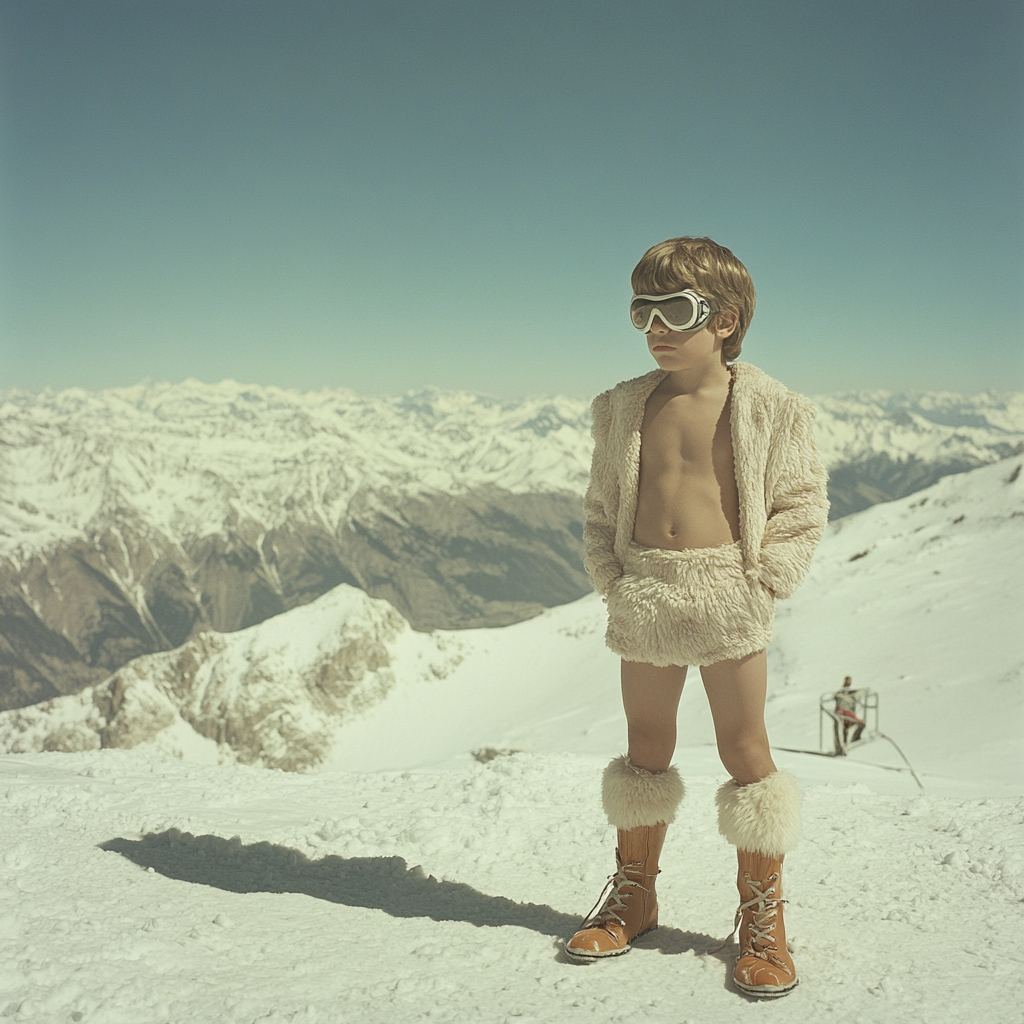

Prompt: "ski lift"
[775,678,924,789]
[815,680,924,788]
[819,684,880,756]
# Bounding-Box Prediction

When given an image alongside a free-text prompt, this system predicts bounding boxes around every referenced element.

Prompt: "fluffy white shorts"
[605,540,774,667]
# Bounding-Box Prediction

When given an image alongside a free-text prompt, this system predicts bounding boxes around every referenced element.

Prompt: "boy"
[566,237,829,999]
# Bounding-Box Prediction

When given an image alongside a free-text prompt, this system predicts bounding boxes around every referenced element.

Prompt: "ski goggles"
[629,289,714,333]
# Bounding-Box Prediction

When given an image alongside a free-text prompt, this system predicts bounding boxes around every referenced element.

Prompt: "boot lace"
[731,871,788,963]
[579,860,657,931]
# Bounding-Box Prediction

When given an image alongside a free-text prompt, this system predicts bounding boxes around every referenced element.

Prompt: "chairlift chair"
[819,688,880,756]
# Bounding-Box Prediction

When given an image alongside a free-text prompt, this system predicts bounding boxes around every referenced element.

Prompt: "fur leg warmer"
[716,771,801,857]
[602,755,685,830]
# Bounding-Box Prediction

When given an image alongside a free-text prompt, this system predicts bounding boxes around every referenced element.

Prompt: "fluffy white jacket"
[583,361,830,600]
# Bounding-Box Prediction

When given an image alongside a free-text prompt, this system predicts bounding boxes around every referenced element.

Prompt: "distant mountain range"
[2,376,1022,712]
[2,453,1021,781]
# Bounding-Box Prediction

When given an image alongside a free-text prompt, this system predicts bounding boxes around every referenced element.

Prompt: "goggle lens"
[630,290,712,332]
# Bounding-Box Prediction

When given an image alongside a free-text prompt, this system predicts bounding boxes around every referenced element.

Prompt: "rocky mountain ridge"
[0,583,436,771]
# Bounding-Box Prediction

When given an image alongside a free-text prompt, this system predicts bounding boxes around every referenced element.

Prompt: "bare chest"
[639,390,734,473]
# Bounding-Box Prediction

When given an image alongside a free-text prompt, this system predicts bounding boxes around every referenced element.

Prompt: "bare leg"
[620,660,688,773]
[567,668,686,960]
[700,649,777,784]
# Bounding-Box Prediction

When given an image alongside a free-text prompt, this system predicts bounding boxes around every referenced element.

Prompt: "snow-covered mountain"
[2,376,1021,713]
[0,380,594,711]
[0,585,413,771]
[814,388,1024,516]
[4,454,1021,797]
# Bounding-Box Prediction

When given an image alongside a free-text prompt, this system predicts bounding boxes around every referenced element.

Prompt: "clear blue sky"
[2,0,1021,398]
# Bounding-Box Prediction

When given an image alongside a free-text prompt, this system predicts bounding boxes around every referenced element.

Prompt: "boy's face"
[645,312,734,372]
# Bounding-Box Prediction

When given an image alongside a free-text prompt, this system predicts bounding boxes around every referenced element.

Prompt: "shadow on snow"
[99,829,579,938]
[100,828,737,985]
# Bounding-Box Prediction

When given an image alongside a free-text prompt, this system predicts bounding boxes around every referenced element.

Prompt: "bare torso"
[632,376,741,550]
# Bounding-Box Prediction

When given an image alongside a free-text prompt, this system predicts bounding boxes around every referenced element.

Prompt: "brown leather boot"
[565,822,666,961]
[732,850,798,997]
[716,771,802,998]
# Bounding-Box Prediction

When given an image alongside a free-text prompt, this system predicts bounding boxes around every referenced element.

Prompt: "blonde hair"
[631,237,756,361]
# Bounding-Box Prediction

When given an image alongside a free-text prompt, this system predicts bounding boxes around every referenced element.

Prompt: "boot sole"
[565,925,657,962]
[734,977,799,998]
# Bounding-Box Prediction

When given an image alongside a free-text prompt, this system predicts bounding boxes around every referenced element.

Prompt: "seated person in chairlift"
[833,675,866,753]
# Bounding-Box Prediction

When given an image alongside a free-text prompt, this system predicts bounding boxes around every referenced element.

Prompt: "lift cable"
[876,732,924,790]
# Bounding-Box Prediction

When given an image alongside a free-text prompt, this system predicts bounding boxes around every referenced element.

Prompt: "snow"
[1,448,1023,1021]
[2,750,1022,1023]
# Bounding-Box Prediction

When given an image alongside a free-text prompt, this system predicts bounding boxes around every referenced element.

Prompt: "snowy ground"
[322,455,1024,800]
[3,749,1023,1024]
[2,457,1023,1023]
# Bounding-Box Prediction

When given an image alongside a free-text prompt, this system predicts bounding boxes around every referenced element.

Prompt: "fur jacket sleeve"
[582,390,623,597]
[582,361,830,600]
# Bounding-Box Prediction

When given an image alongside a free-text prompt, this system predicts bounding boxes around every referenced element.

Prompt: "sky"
[1,0,1022,399]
